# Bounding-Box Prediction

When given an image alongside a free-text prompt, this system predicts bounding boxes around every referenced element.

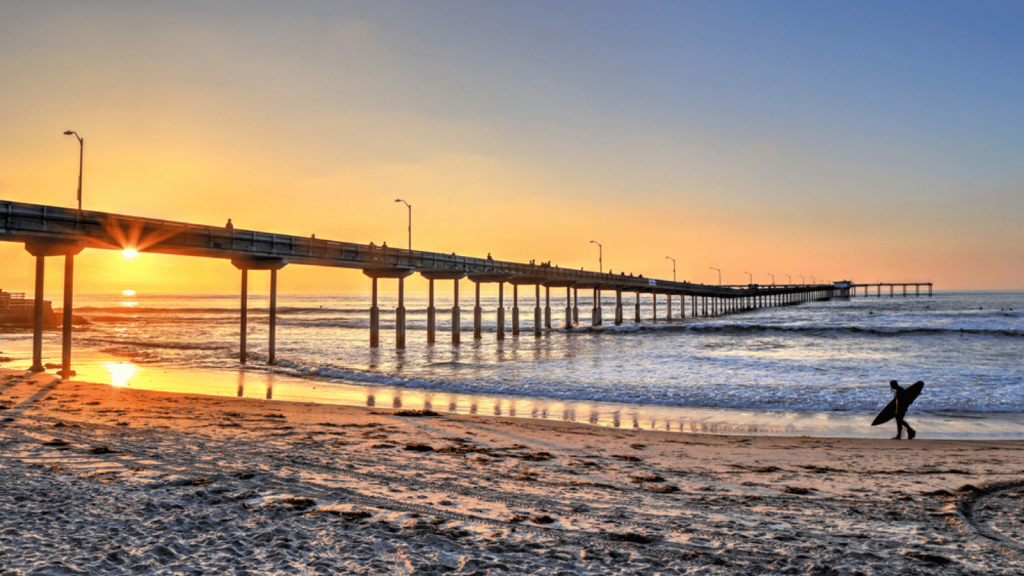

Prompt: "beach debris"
[390,409,440,417]
[608,532,656,544]
[404,442,434,452]
[88,446,119,455]
[280,497,317,511]
[644,484,680,494]
[630,474,665,483]
[782,486,813,495]
[530,515,556,524]
[907,552,956,566]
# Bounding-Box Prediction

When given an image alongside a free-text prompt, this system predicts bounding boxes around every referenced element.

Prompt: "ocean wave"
[77,337,233,351]
[573,323,1024,338]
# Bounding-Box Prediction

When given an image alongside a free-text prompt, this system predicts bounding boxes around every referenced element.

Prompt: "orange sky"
[2,2,1022,294]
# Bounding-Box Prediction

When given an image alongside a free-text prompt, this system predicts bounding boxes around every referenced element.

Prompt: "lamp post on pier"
[768,273,775,285]
[811,276,816,284]
[63,130,83,211]
[394,199,411,250]
[786,274,792,285]
[590,240,603,273]
[665,256,676,282]
[710,267,721,285]
[744,271,752,284]
[799,275,805,284]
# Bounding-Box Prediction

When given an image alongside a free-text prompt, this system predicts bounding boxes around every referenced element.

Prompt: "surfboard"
[871,381,925,426]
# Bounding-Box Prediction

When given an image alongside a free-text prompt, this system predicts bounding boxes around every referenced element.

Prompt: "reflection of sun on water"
[105,362,137,387]
[120,289,138,307]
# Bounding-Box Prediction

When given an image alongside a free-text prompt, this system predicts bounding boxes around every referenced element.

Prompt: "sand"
[1,368,1022,575]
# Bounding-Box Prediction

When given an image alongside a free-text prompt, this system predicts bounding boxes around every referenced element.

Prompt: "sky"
[2,0,1023,295]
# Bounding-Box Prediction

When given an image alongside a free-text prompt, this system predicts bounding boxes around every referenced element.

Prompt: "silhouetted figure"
[890,380,917,440]
[382,241,388,249]
[225,218,234,229]
[311,233,316,239]
[487,253,493,261]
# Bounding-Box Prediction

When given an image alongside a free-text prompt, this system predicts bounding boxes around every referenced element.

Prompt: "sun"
[122,289,136,297]
[122,248,139,259]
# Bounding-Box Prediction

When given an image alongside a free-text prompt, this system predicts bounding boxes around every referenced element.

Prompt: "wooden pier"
[3,200,876,376]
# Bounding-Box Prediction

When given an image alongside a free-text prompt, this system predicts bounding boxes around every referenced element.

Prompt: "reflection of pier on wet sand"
[2,200,927,378]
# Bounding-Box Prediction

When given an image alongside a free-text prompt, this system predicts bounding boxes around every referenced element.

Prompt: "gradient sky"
[2,1,1022,295]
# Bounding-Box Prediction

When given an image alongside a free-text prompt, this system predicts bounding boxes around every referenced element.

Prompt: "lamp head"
[63,130,74,135]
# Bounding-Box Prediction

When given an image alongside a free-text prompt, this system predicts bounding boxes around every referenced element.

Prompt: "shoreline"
[3,340,1024,439]
[2,366,1023,574]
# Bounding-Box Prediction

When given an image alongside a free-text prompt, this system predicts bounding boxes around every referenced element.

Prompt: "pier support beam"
[60,255,75,377]
[565,287,573,330]
[240,269,248,363]
[362,266,412,349]
[427,279,436,345]
[614,289,623,326]
[452,279,461,345]
[666,294,672,320]
[268,269,277,364]
[234,257,288,362]
[512,284,520,336]
[30,255,45,372]
[497,283,505,340]
[635,290,641,323]
[396,277,406,349]
[573,288,579,325]
[652,293,657,321]
[544,286,551,329]
[24,241,83,374]
[534,285,542,337]
[474,282,482,339]
[371,278,380,348]
[592,288,602,326]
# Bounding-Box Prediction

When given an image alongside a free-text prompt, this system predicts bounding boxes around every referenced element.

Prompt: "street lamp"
[799,275,805,284]
[63,130,83,211]
[786,274,792,284]
[744,271,752,284]
[394,199,411,250]
[665,256,676,282]
[811,276,816,284]
[768,273,775,285]
[710,267,721,285]
[589,240,603,273]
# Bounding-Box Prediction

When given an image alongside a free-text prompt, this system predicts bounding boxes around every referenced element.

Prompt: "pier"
[4,200,893,377]
[844,282,933,298]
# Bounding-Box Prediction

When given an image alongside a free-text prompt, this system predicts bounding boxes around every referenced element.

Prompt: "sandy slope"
[1,368,1022,575]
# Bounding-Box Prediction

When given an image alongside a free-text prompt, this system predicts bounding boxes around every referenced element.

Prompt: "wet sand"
[1,367,1022,575]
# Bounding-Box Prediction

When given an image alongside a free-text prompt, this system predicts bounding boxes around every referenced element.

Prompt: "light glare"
[122,248,138,259]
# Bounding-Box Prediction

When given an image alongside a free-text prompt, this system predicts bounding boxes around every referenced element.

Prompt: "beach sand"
[1,368,1022,575]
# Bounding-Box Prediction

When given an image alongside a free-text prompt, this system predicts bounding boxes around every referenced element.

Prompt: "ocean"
[2,289,1022,438]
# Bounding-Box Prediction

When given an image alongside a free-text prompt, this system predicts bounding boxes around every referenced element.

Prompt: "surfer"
[889,380,917,440]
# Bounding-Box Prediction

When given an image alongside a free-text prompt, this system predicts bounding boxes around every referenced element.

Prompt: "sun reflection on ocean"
[120,289,138,308]
[105,362,137,387]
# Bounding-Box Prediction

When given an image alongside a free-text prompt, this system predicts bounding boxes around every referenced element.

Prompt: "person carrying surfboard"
[871,380,924,439]
[889,380,917,440]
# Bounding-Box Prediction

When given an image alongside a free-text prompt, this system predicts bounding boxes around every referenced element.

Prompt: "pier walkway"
[3,200,888,376]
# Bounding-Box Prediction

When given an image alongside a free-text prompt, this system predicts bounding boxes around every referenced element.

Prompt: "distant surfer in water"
[889,380,917,440]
